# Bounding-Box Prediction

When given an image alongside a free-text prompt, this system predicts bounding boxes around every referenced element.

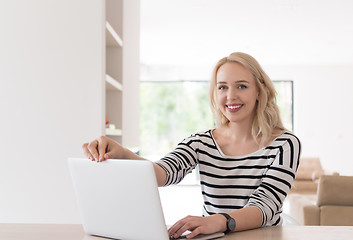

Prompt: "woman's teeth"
[227,105,241,109]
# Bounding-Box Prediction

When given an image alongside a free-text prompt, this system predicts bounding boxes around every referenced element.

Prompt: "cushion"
[320,206,353,225]
[317,175,353,206]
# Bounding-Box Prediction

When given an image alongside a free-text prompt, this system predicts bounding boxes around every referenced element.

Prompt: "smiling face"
[216,62,259,125]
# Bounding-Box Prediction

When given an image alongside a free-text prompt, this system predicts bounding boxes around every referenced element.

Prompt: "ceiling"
[140,0,353,66]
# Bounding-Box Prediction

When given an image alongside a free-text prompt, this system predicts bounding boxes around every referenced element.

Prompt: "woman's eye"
[238,85,247,89]
[218,86,227,90]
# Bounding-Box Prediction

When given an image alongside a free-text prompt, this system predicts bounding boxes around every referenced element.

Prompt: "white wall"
[266,64,353,176]
[0,0,104,223]
[122,0,140,148]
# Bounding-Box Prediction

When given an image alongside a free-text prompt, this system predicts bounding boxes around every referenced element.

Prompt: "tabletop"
[0,224,352,240]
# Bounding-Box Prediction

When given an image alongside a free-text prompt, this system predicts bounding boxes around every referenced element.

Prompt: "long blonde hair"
[209,52,285,147]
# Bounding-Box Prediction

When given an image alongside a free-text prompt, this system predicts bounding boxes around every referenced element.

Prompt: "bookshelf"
[104,0,123,141]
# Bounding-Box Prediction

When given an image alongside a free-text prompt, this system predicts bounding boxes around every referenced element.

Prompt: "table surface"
[0,224,353,240]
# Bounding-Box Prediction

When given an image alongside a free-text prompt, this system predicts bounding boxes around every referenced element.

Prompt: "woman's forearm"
[227,206,262,232]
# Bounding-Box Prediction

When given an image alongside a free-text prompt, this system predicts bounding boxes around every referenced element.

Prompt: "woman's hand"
[82,136,167,185]
[168,214,226,239]
[82,136,125,162]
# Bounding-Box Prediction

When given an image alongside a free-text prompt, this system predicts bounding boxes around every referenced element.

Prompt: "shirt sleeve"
[155,134,200,186]
[245,133,301,226]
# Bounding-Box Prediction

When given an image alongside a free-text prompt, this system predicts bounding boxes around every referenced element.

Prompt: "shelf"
[104,0,125,144]
[105,21,123,47]
[106,74,122,91]
[105,128,122,136]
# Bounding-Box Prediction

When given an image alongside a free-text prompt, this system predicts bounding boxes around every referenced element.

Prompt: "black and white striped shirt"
[156,130,301,226]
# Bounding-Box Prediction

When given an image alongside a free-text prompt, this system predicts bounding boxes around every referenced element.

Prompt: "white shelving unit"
[105,0,123,141]
[106,21,123,47]
[105,127,123,136]
[106,74,122,91]
[101,0,139,146]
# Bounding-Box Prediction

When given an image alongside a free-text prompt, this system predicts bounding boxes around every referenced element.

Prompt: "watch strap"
[219,213,235,233]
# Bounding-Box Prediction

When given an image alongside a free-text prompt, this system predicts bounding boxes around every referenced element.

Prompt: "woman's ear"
[256,87,261,101]
[257,82,265,101]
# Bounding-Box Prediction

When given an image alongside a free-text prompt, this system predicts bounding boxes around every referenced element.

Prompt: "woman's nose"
[227,88,238,100]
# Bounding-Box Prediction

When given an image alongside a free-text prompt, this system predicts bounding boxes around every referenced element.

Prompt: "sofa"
[288,175,353,225]
[290,158,338,194]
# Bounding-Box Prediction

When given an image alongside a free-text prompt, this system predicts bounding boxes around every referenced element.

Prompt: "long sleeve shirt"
[156,130,301,226]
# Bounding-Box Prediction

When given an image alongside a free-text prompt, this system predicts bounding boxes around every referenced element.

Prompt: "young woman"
[82,52,301,239]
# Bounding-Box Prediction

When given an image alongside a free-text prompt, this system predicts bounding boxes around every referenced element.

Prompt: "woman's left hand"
[168,214,226,239]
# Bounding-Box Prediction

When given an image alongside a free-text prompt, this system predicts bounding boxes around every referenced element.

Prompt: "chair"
[288,175,353,225]
[290,158,338,194]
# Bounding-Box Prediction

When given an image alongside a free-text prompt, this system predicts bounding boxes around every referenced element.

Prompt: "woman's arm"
[82,136,167,186]
[168,206,262,239]
[245,133,301,226]
[169,133,301,239]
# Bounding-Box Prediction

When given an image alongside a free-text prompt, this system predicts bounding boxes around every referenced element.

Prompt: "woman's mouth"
[226,104,243,112]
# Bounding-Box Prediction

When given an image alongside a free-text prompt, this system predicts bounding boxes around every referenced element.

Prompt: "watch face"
[228,218,236,231]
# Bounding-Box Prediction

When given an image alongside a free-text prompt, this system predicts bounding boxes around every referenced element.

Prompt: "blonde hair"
[209,52,285,147]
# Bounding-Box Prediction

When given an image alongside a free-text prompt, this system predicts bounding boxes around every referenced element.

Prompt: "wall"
[122,0,140,148]
[0,0,104,223]
[266,64,353,176]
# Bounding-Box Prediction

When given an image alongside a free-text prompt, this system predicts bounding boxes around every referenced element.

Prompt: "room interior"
[0,0,353,228]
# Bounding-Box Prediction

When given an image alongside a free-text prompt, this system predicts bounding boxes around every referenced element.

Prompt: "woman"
[82,52,301,239]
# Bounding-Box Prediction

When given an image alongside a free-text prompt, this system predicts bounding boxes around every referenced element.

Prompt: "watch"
[219,213,236,233]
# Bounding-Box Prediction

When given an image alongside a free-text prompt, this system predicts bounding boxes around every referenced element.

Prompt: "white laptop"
[68,158,224,240]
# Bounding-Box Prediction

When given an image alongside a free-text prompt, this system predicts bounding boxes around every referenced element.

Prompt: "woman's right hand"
[82,136,125,162]
[83,136,167,186]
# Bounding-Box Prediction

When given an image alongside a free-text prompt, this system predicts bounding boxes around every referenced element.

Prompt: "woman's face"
[216,62,259,125]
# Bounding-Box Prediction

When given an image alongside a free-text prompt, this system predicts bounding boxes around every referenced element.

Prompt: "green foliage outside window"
[140,81,214,158]
[140,81,293,159]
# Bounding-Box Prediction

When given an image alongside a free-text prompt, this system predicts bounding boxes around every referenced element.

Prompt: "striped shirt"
[156,130,301,226]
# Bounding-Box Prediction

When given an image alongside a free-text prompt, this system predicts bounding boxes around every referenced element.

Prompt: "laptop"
[68,158,224,240]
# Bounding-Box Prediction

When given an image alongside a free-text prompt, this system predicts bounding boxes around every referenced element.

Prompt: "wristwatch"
[219,213,236,233]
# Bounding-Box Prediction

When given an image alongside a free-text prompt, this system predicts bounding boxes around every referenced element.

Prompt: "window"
[140,80,293,160]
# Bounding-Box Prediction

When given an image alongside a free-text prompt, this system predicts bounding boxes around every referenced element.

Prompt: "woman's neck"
[213,122,261,157]
[221,121,254,143]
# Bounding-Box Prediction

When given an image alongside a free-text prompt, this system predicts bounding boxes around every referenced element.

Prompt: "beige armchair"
[288,175,353,225]
[290,158,338,194]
